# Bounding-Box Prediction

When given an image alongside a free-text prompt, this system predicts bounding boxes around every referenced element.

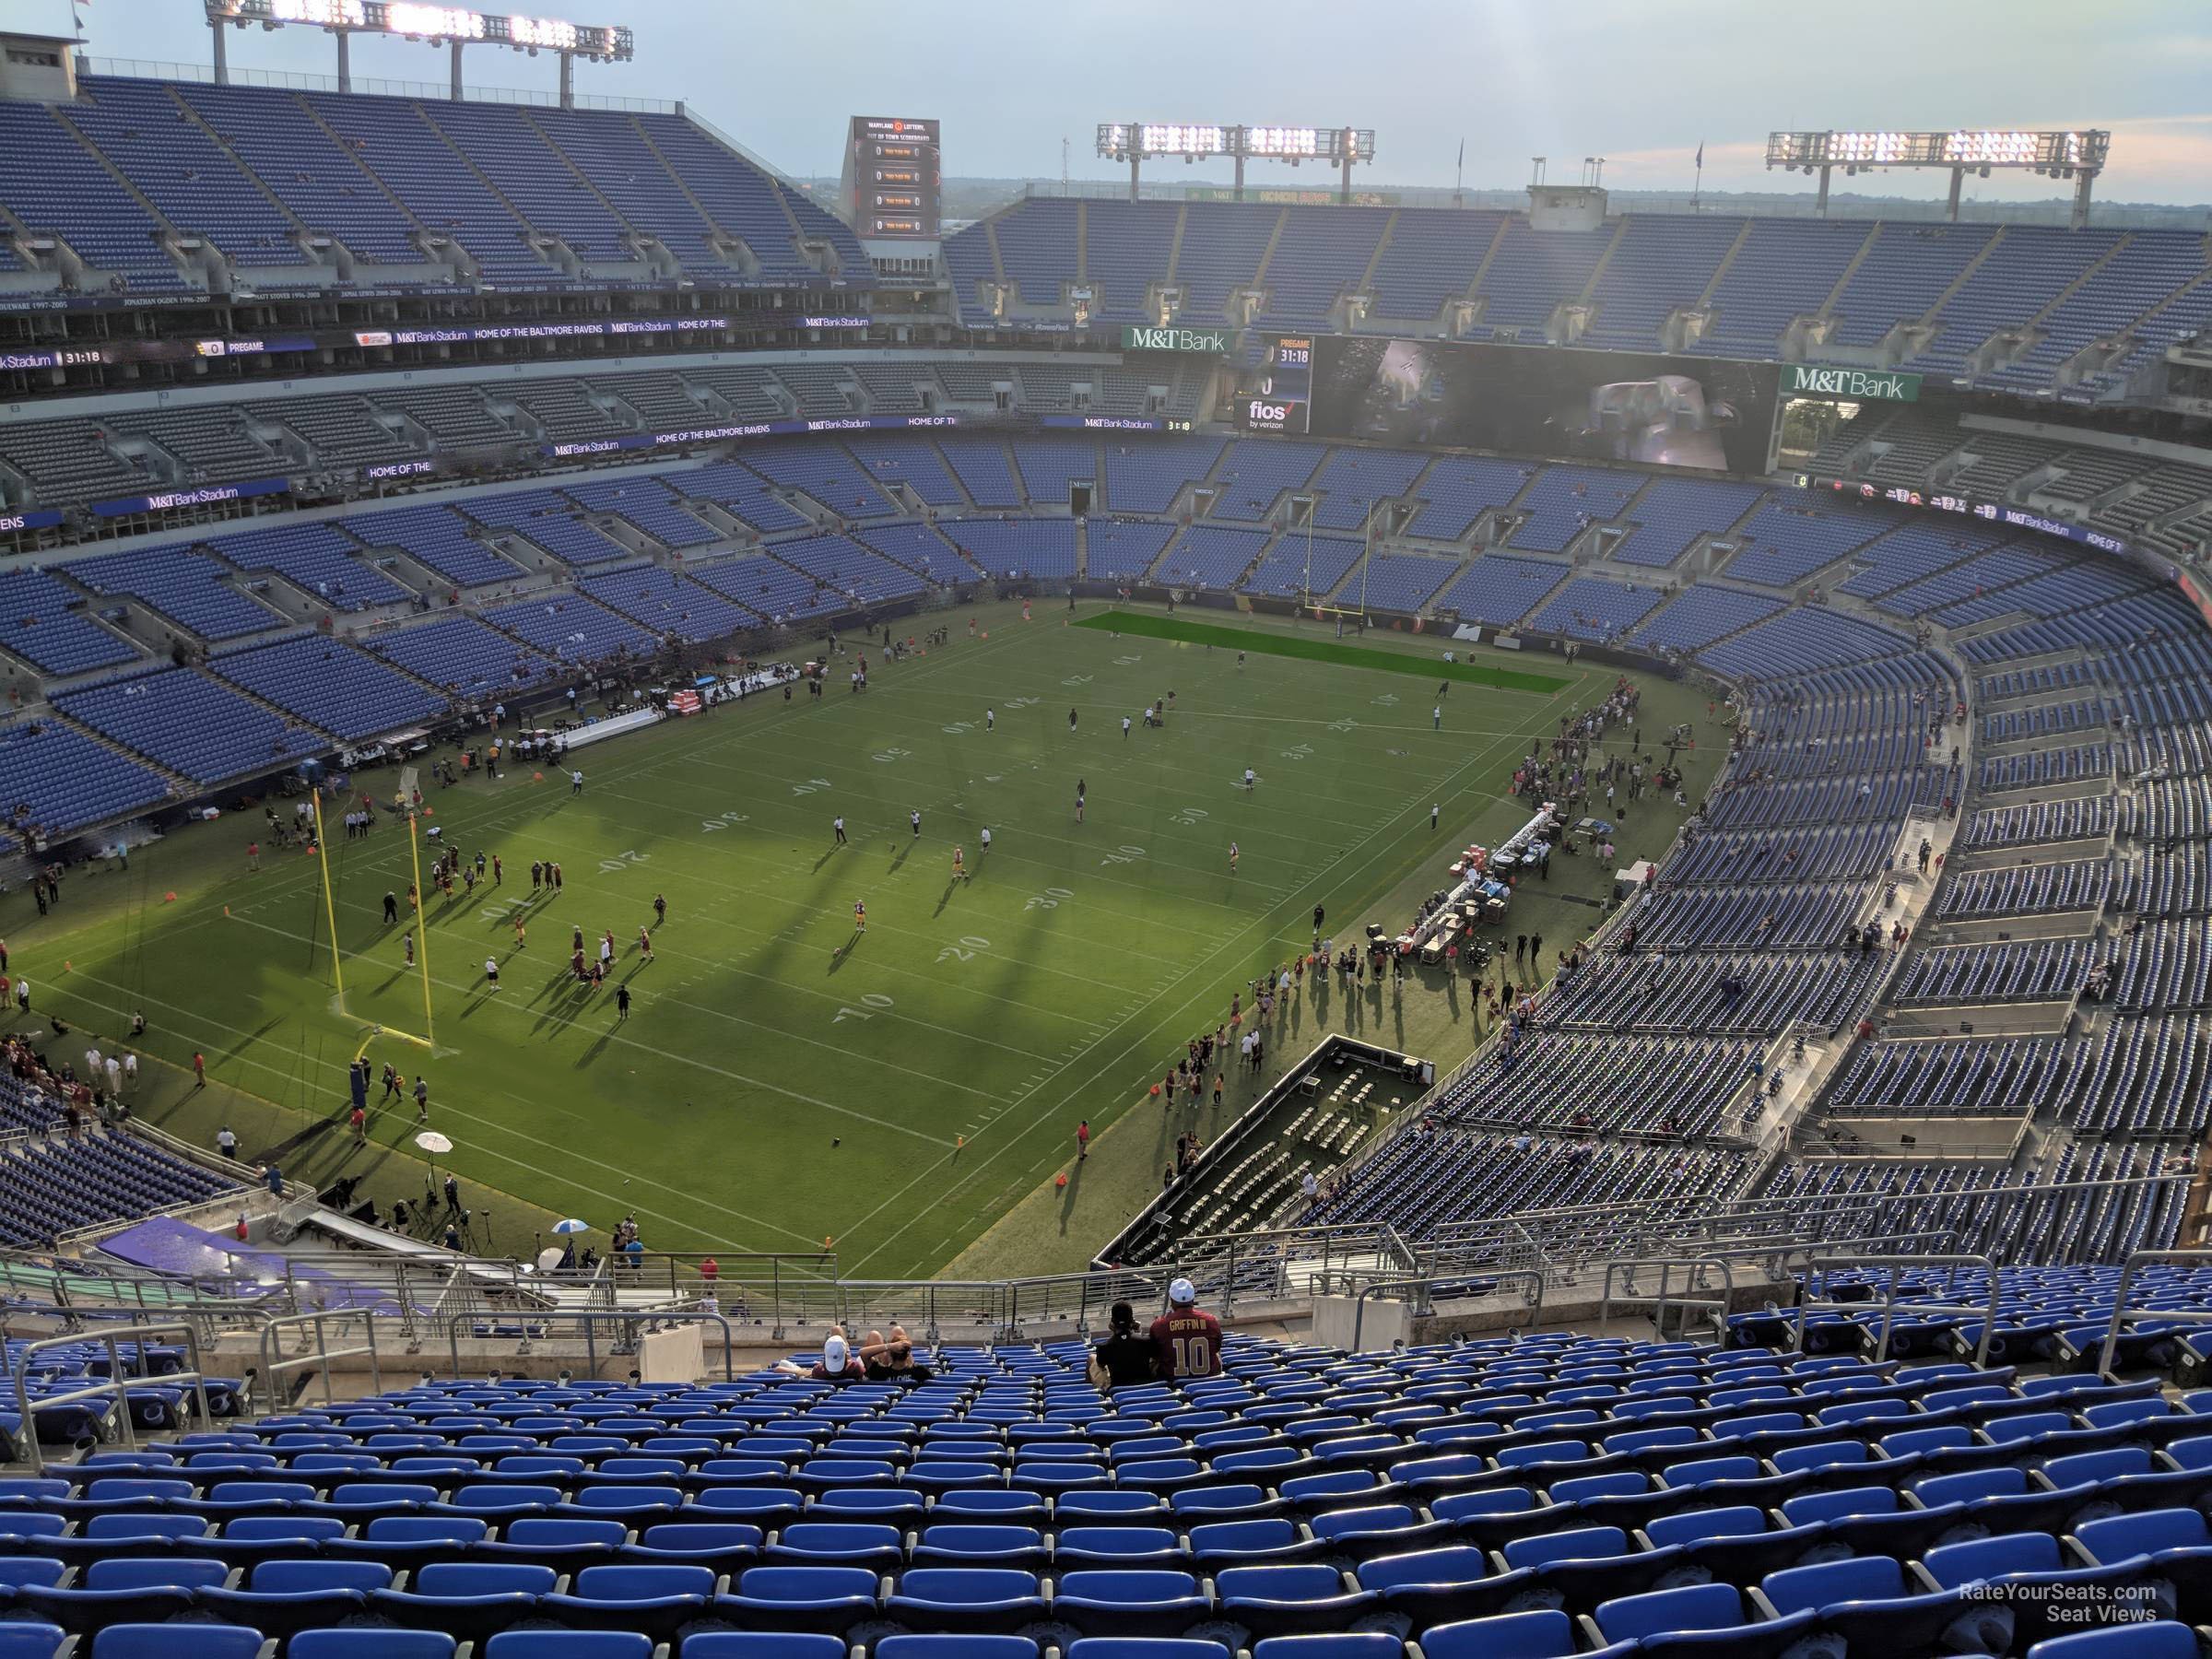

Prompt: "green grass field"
[6,601,1720,1279]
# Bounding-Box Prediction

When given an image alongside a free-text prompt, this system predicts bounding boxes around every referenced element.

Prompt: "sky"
[38,0,2212,206]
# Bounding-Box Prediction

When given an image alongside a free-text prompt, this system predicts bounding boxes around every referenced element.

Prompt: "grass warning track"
[1075,609,1573,694]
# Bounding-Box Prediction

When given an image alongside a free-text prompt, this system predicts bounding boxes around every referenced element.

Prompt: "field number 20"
[937,935,992,964]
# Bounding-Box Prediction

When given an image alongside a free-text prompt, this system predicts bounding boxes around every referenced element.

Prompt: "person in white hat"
[780,1330,865,1382]
[1148,1277,1222,1379]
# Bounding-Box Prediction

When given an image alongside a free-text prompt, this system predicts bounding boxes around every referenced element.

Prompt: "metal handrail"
[1347,1276,1433,1350]
[441,1304,738,1382]
[2096,1247,2212,1376]
[11,1320,216,1475]
[1598,1254,1737,1343]
[1793,1253,2000,1365]
[259,1307,382,1407]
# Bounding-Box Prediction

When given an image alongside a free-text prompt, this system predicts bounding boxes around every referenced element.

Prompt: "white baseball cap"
[1169,1277,1197,1306]
[823,1335,849,1370]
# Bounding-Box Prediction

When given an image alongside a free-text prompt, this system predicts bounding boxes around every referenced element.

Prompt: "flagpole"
[1693,140,1703,212]
[1454,138,1465,209]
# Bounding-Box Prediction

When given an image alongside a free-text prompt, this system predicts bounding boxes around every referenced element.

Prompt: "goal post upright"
[311,779,437,1055]
[406,806,437,1048]
[309,788,347,1010]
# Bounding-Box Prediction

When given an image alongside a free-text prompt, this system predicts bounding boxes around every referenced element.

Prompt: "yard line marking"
[46,970,830,1251]
[218,908,967,1142]
[837,678,1583,1274]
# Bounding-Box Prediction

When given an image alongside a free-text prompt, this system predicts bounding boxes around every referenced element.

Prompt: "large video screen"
[1236,335,1313,434]
[1309,337,1778,475]
[843,116,942,241]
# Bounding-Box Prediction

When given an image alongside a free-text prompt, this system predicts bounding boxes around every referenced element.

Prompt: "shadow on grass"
[1058,1156,1082,1234]
[218,1014,287,1064]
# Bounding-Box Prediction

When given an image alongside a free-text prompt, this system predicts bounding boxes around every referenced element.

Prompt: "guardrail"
[5,1171,2184,1366]
[527,1250,839,1312]
[1599,1254,1736,1343]
[1795,1253,2001,1366]
[2095,1247,2212,1376]
[259,1308,386,1407]
[11,1320,216,1475]
[437,1305,740,1383]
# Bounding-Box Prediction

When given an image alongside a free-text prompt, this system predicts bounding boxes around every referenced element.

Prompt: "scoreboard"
[843,116,942,241]
[1238,335,1312,433]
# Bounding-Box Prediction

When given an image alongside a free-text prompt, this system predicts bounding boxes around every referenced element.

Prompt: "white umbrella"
[413,1131,455,1215]
[535,1247,565,1272]
[551,1218,592,1235]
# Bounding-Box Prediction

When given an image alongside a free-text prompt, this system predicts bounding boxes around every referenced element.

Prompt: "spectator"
[1149,1277,1222,1379]
[1091,1300,1157,1389]
[779,1332,866,1382]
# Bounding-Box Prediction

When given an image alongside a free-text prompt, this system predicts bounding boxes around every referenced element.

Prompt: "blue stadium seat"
[678,1636,847,1659]
[91,1627,259,1659]
[724,1565,881,1634]
[884,1566,1049,1634]
[293,1634,457,1659]
[2025,1625,2200,1658]
[485,1635,653,1659]
[873,1641,1041,1659]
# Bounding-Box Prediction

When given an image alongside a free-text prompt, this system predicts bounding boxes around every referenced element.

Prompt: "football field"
[12,601,1718,1278]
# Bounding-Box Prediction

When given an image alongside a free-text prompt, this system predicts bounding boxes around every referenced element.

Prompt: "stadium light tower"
[1097,124,1377,205]
[202,2,633,105]
[1766,129,2111,229]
